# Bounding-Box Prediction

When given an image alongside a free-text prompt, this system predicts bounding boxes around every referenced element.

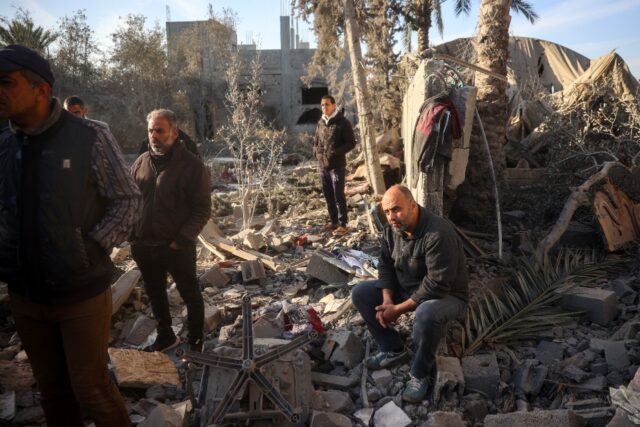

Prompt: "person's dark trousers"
[352,280,466,378]
[10,288,131,427]
[320,167,348,226]
[131,242,204,343]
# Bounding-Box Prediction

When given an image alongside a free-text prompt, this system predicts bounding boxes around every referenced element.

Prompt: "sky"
[1,0,639,78]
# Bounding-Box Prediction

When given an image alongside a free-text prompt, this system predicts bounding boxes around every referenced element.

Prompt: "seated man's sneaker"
[364,349,409,370]
[146,333,180,353]
[402,374,429,403]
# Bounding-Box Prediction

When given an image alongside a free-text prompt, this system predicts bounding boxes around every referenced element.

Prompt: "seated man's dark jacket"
[0,106,139,304]
[378,206,468,303]
[313,111,356,170]
[130,143,211,247]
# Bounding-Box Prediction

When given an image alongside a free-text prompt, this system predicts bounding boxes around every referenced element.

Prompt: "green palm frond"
[462,249,629,356]
[511,0,539,24]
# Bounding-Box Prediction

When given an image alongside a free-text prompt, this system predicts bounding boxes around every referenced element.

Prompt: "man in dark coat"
[0,44,139,426]
[130,109,211,353]
[313,95,356,236]
[352,185,468,403]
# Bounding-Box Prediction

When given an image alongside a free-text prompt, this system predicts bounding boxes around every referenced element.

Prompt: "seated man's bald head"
[382,185,419,235]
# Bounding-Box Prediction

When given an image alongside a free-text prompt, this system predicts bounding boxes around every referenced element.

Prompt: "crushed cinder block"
[373,401,411,427]
[138,401,191,427]
[536,340,564,364]
[311,372,358,390]
[562,287,618,325]
[604,341,630,371]
[425,411,465,427]
[310,390,353,413]
[241,259,266,285]
[484,409,584,427]
[108,348,180,389]
[462,353,500,399]
[305,252,352,285]
[121,314,157,346]
[514,359,548,396]
[323,330,364,368]
[371,369,393,389]
[434,356,465,403]
[310,410,352,427]
[201,266,230,288]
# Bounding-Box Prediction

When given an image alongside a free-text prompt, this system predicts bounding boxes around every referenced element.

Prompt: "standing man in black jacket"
[352,185,468,403]
[131,109,211,353]
[313,95,356,236]
[0,45,139,426]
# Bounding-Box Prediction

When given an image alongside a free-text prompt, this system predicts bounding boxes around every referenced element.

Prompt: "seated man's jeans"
[352,280,466,379]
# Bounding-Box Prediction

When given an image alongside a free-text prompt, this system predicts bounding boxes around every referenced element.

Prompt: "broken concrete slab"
[305,252,352,285]
[138,401,190,427]
[310,410,352,427]
[425,411,465,427]
[310,371,358,390]
[536,340,565,364]
[434,356,465,403]
[462,353,500,399]
[252,317,282,339]
[111,268,141,315]
[108,348,180,389]
[605,341,631,370]
[324,330,364,369]
[201,266,230,288]
[241,259,266,285]
[310,390,353,413]
[122,314,157,346]
[354,407,374,425]
[514,359,548,396]
[563,287,618,325]
[373,401,411,427]
[484,409,585,427]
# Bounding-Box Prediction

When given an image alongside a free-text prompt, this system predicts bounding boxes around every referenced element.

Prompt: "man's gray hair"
[147,109,178,131]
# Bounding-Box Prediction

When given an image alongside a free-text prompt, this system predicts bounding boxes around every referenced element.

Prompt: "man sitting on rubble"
[130,109,211,352]
[352,184,468,403]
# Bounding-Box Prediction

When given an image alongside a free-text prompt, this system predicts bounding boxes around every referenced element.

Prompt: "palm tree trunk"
[453,0,510,224]
[343,0,386,195]
[416,0,432,53]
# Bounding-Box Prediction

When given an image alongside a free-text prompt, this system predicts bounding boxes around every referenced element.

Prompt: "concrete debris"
[240,259,267,284]
[562,287,618,325]
[121,314,157,346]
[424,411,465,427]
[310,390,353,413]
[138,401,190,427]
[204,304,222,332]
[434,356,465,403]
[604,341,631,371]
[108,348,180,389]
[373,401,412,427]
[484,409,585,427]
[200,266,230,288]
[110,244,131,264]
[462,353,500,399]
[371,369,393,389]
[111,268,141,315]
[306,252,352,285]
[514,359,547,396]
[323,330,364,368]
[311,371,358,390]
[354,407,375,425]
[536,340,564,364]
[310,410,352,427]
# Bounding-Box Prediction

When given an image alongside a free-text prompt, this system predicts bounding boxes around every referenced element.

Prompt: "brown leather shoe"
[324,223,338,231]
[332,226,349,236]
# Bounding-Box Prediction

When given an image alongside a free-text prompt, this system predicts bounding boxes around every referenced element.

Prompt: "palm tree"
[0,9,58,53]
[452,0,538,225]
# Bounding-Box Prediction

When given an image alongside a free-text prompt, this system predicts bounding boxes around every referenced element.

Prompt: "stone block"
[306,252,352,285]
[311,372,358,390]
[373,401,411,427]
[434,356,465,402]
[371,369,393,389]
[324,330,364,369]
[122,314,157,346]
[605,341,630,371]
[354,407,374,426]
[241,259,266,285]
[536,340,564,364]
[484,409,584,427]
[310,410,352,427]
[310,390,353,413]
[201,266,230,288]
[425,411,465,427]
[204,305,222,332]
[462,353,500,399]
[563,287,618,325]
[108,348,180,389]
[242,230,267,250]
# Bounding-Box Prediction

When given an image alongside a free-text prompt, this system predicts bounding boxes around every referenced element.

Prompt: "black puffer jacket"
[313,112,356,170]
